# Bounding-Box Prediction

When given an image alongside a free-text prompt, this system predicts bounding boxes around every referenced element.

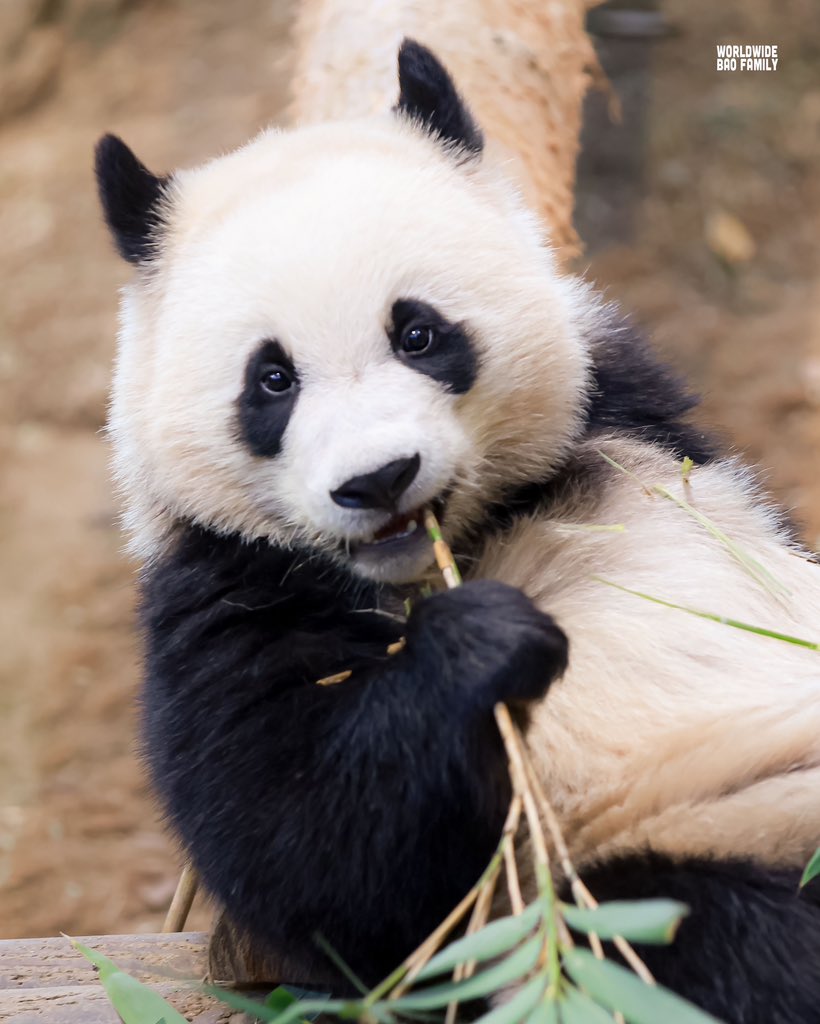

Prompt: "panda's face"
[232,283,476,584]
[109,119,590,583]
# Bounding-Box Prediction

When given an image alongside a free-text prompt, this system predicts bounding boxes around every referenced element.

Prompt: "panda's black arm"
[140,526,566,985]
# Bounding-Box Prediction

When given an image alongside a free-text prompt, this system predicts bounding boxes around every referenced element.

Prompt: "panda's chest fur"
[470,434,820,873]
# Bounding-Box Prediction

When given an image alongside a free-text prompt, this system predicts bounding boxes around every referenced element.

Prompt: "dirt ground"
[0,0,818,940]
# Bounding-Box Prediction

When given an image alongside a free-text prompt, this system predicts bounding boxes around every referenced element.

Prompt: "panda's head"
[97,41,592,584]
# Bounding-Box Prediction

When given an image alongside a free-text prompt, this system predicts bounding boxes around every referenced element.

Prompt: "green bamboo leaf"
[206,986,279,1020]
[596,450,653,494]
[391,934,544,1011]
[70,939,189,1024]
[561,899,688,944]
[563,949,723,1024]
[417,903,543,980]
[265,987,299,1013]
[314,933,369,995]
[595,448,790,603]
[265,985,332,1020]
[208,986,347,1024]
[357,1008,398,1024]
[653,484,790,603]
[525,999,560,1024]
[554,524,626,535]
[559,985,616,1023]
[800,848,820,888]
[469,975,547,1024]
[594,577,819,651]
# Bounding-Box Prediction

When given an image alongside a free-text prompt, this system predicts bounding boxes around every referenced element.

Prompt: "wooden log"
[288,0,599,256]
[0,933,253,1023]
[0,982,239,1024]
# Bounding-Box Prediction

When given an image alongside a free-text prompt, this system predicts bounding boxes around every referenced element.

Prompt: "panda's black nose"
[331,453,421,510]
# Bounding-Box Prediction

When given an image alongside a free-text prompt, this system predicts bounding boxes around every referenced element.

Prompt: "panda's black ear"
[94,133,169,264]
[396,39,483,156]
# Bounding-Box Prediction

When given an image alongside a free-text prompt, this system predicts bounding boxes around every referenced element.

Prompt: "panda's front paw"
[407,580,568,709]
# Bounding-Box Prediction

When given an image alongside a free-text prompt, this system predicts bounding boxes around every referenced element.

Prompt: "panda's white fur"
[98,40,820,1023]
[479,439,820,870]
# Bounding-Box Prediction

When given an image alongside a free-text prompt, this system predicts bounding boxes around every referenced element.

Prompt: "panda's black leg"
[578,853,820,1024]
[141,528,567,986]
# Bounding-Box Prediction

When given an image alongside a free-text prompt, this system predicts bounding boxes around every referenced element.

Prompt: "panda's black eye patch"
[389,299,477,394]
[237,340,299,458]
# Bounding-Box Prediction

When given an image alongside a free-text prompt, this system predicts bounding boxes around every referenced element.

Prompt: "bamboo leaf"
[561,899,688,945]
[357,1008,398,1024]
[314,933,369,995]
[417,902,542,980]
[800,848,820,888]
[563,949,723,1024]
[653,485,790,603]
[559,985,616,1023]
[265,985,330,1019]
[469,975,547,1024]
[390,934,544,1010]
[525,1000,560,1024]
[596,450,652,494]
[595,448,790,603]
[554,524,626,535]
[70,939,189,1024]
[208,986,347,1024]
[265,987,299,1013]
[594,578,820,651]
[207,986,285,1021]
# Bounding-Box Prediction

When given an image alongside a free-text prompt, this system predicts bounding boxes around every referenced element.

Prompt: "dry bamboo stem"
[385,794,522,1002]
[445,868,501,1024]
[424,509,462,588]
[162,863,199,933]
[503,837,525,917]
[424,510,650,1004]
[446,799,519,1017]
[425,511,556,1020]
[522,751,655,986]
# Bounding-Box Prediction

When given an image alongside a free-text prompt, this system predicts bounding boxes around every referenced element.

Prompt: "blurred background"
[0,0,818,940]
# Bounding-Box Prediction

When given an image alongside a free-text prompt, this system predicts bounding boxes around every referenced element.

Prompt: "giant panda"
[95,40,820,1024]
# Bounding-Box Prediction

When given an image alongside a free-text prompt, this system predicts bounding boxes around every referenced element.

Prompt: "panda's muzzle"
[350,492,449,557]
[330,455,449,560]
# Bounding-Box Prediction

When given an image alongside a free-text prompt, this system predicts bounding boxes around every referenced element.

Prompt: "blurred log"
[0,933,250,1022]
[288,0,599,256]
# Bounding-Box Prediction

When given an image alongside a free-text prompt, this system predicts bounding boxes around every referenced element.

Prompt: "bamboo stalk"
[503,836,525,917]
[162,863,199,933]
[424,509,462,589]
[422,509,650,1000]
[443,796,521,1024]
[521,752,655,986]
[381,795,521,1003]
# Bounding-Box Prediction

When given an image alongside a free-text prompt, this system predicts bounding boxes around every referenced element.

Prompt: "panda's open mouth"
[352,495,448,555]
[371,508,424,544]
[346,494,449,582]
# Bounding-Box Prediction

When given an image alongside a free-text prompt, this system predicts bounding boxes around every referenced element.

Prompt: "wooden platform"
[0,933,254,1023]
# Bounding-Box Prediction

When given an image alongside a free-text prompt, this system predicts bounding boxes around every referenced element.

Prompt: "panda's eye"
[401,325,437,355]
[259,365,293,395]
